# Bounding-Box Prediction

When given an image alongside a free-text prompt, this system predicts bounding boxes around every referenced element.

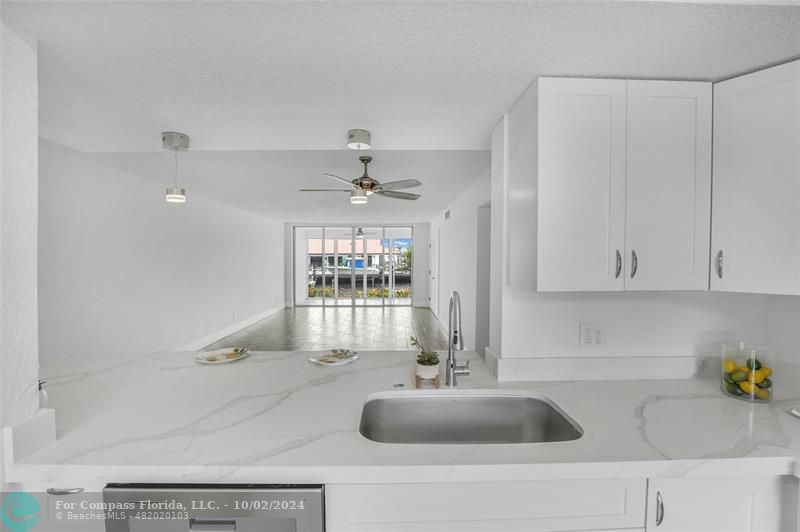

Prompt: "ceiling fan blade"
[323,173,357,187]
[375,190,421,201]
[299,189,352,192]
[376,179,422,191]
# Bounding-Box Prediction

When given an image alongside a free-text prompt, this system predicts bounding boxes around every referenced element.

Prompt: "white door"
[711,59,800,295]
[646,476,797,531]
[537,77,628,291]
[625,80,712,291]
[430,228,440,317]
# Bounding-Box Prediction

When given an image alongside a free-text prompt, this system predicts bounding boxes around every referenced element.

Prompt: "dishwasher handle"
[188,518,237,531]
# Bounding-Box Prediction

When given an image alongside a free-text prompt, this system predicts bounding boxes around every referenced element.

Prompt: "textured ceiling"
[88,147,490,223]
[4,1,800,152]
[4,1,800,222]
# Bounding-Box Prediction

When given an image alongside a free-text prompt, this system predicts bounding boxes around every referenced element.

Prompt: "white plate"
[196,348,250,365]
[309,351,359,367]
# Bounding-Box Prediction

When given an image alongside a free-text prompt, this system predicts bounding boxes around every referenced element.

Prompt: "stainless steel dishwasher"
[103,484,324,531]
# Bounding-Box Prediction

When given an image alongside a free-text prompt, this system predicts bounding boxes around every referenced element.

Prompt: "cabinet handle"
[46,488,84,496]
[656,491,665,526]
[189,519,237,531]
[631,250,638,279]
[615,250,622,279]
[716,250,724,279]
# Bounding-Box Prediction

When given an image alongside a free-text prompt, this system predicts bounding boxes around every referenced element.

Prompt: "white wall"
[763,295,800,398]
[475,204,491,356]
[0,23,40,485]
[38,140,285,362]
[411,223,430,308]
[430,174,491,351]
[488,119,506,358]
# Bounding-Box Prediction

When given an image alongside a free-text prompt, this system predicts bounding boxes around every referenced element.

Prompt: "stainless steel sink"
[359,390,582,444]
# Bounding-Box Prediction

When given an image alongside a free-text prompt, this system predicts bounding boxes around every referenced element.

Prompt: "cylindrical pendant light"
[162,131,189,204]
[347,129,371,150]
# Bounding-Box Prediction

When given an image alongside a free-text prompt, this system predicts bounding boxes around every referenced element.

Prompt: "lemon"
[723,359,738,373]
[762,367,773,377]
[737,365,750,373]
[755,387,770,401]
[748,369,766,384]
[739,381,755,395]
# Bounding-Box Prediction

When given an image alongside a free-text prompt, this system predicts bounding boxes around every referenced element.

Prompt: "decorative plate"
[309,349,359,367]
[196,348,250,365]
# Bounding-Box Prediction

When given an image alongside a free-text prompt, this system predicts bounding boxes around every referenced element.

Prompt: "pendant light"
[162,131,189,203]
[347,129,371,150]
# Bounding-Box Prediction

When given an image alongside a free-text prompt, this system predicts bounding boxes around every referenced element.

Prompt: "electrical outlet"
[579,322,605,346]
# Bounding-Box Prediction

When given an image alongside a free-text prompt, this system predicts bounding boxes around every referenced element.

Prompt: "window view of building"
[294,226,413,306]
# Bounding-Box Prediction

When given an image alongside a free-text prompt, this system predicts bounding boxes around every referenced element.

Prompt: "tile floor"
[204,306,449,352]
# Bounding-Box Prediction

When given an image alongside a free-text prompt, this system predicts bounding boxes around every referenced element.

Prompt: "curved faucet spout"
[446,291,470,387]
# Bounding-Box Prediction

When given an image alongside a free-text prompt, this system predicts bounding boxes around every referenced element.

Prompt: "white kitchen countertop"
[7,350,800,486]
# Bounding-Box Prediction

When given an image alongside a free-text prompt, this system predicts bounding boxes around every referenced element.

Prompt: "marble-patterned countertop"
[8,350,800,485]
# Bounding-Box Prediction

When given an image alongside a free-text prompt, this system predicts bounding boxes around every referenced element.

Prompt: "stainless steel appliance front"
[103,484,324,531]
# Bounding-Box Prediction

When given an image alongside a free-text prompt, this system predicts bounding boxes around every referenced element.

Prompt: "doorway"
[293,225,414,307]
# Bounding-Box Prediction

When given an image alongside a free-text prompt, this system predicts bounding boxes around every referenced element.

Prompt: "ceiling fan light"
[165,186,187,203]
[347,129,371,150]
[350,189,368,205]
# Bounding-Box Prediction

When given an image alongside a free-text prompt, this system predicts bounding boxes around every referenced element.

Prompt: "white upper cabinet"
[625,81,712,291]
[537,78,628,292]
[532,77,712,292]
[711,59,800,295]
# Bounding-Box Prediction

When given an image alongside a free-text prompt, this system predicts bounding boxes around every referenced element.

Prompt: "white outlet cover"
[579,322,606,347]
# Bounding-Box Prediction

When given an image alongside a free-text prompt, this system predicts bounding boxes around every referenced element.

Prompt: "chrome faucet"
[446,291,470,387]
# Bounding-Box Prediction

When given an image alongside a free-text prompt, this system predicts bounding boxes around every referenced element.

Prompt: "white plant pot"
[416,362,440,380]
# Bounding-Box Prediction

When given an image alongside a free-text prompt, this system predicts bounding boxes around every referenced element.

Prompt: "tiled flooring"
[204,307,449,352]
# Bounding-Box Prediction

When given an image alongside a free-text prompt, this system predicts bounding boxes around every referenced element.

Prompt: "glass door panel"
[358,227,384,306]
[294,227,325,306]
[294,225,412,307]
[384,227,413,306]
[325,226,354,306]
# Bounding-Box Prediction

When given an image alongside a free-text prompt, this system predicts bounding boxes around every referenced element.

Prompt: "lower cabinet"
[326,479,647,532]
[15,483,107,531]
[646,476,799,532]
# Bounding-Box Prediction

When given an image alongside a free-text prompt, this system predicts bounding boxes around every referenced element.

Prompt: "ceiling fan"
[299,156,422,204]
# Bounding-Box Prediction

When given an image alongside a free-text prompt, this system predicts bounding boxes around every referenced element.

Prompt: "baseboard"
[178,304,285,351]
[2,409,56,467]
[495,355,702,382]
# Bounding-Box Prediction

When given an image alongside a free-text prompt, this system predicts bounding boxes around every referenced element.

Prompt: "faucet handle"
[455,360,471,376]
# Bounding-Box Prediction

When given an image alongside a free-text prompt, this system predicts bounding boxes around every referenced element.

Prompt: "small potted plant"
[411,336,440,380]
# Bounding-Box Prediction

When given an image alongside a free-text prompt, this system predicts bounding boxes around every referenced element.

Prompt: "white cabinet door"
[537,77,628,292]
[625,81,712,291]
[646,476,798,532]
[327,479,647,532]
[14,483,107,531]
[711,59,800,295]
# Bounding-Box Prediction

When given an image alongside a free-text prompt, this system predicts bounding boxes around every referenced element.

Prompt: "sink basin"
[359,390,582,444]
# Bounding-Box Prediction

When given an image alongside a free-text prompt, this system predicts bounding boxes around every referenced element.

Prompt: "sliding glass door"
[294,225,413,307]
